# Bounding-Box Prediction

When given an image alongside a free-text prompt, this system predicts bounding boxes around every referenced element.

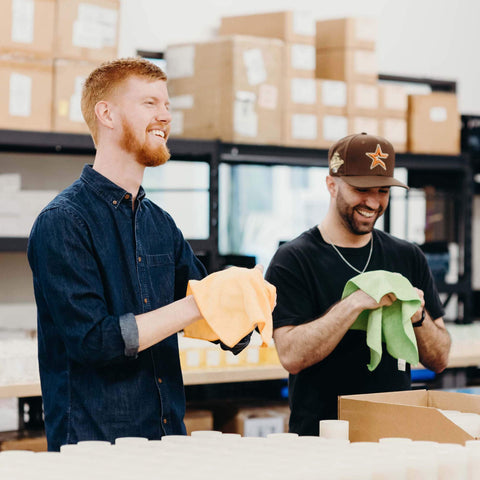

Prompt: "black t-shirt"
[265,227,445,435]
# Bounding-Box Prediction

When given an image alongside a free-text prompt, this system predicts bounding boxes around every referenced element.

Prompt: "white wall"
[118,0,480,114]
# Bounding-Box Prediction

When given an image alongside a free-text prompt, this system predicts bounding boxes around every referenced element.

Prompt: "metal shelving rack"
[0,129,474,322]
[0,127,475,439]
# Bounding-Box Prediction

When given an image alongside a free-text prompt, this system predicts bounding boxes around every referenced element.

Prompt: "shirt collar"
[80,164,145,208]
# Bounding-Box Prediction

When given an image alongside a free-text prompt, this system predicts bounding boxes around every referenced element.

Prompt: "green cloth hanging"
[341,270,421,371]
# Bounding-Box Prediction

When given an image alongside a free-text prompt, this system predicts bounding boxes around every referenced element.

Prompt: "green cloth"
[341,270,421,372]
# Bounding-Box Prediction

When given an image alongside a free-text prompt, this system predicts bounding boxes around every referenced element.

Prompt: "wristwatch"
[412,308,426,328]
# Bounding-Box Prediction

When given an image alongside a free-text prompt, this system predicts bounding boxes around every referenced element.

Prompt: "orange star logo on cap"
[366,144,388,170]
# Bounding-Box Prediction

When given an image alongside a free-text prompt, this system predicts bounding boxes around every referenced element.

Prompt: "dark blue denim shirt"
[27,164,208,451]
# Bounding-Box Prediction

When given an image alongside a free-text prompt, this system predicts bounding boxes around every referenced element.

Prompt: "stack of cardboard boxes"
[165,35,284,146]
[167,10,461,155]
[219,12,324,148]
[316,17,378,148]
[0,0,120,134]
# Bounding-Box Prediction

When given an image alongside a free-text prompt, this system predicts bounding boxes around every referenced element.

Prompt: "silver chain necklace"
[323,232,374,275]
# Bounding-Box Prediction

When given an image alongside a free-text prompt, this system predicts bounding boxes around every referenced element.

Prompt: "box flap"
[339,390,477,444]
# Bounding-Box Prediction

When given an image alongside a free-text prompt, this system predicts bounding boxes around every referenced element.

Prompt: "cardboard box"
[320,114,349,145]
[286,77,319,111]
[54,0,120,62]
[408,92,460,155]
[52,59,98,133]
[349,115,379,136]
[284,113,349,151]
[379,83,408,118]
[317,79,348,116]
[166,36,284,145]
[220,405,290,437]
[347,83,379,116]
[316,17,377,51]
[316,49,378,84]
[283,110,322,148]
[0,56,53,131]
[219,11,315,44]
[285,43,316,79]
[184,409,214,435]
[0,0,55,58]
[0,432,47,452]
[380,117,407,153]
[339,389,480,444]
[286,78,347,113]
[283,111,347,149]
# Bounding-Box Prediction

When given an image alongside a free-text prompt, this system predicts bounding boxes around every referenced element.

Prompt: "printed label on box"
[430,107,448,122]
[383,118,407,143]
[12,0,34,44]
[243,417,285,437]
[292,114,317,140]
[243,49,267,86]
[354,116,379,135]
[69,76,86,122]
[290,44,316,71]
[9,73,32,117]
[258,84,278,110]
[293,11,315,36]
[291,78,316,105]
[383,85,408,111]
[323,115,348,141]
[234,91,257,137]
[354,18,377,43]
[322,80,347,107]
[354,51,377,75]
[69,94,83,122]
[73,4,118,49]
[355,84,378,109]
[170,111,184,135]
[166,46,196,79]
[170,94,194,110]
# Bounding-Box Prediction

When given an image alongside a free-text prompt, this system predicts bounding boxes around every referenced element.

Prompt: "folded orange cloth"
[183,266,276,348]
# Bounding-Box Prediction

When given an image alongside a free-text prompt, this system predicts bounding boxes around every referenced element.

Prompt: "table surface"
[1,345,477,399]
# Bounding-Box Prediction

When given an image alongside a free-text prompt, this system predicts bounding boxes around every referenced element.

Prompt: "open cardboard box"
[339,389,480,444]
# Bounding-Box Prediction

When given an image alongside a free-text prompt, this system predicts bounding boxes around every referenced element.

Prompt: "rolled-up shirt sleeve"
[119,313,139,358]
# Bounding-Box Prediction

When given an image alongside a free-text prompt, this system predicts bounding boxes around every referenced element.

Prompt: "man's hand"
[411,287,425,323]
[350,289,396,312]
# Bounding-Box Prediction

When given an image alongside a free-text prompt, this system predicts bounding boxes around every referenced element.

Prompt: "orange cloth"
[183,267,276,348]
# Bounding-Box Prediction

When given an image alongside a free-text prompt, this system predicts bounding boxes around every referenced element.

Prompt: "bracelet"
[412,308,426,328]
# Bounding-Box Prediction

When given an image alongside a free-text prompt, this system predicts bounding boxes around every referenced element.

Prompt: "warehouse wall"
[118,0,480,115]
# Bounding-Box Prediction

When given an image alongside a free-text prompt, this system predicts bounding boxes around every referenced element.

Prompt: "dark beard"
[120,118,170,167]
[336,188,383,235]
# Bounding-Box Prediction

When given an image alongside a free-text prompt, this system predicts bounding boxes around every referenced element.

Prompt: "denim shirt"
[27,164,207,451]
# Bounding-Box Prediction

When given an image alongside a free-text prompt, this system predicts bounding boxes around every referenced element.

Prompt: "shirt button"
[125,194,130,200]
[144,298,148,304]
[163,418,167,424]
[112,200,117,205]
[158,378,162,384]
[138,257,142,262]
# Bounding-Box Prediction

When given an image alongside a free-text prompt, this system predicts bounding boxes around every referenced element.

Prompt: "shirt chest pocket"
[145,254,175,305]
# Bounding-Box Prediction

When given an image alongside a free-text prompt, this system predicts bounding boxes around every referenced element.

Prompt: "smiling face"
[333,178,390,235]
[113,76,172,167]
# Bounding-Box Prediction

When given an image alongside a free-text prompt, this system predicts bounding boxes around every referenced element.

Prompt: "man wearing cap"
[265,132,451,436]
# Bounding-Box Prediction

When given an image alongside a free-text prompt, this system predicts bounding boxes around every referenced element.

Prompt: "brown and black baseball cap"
[328,132,408,189]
